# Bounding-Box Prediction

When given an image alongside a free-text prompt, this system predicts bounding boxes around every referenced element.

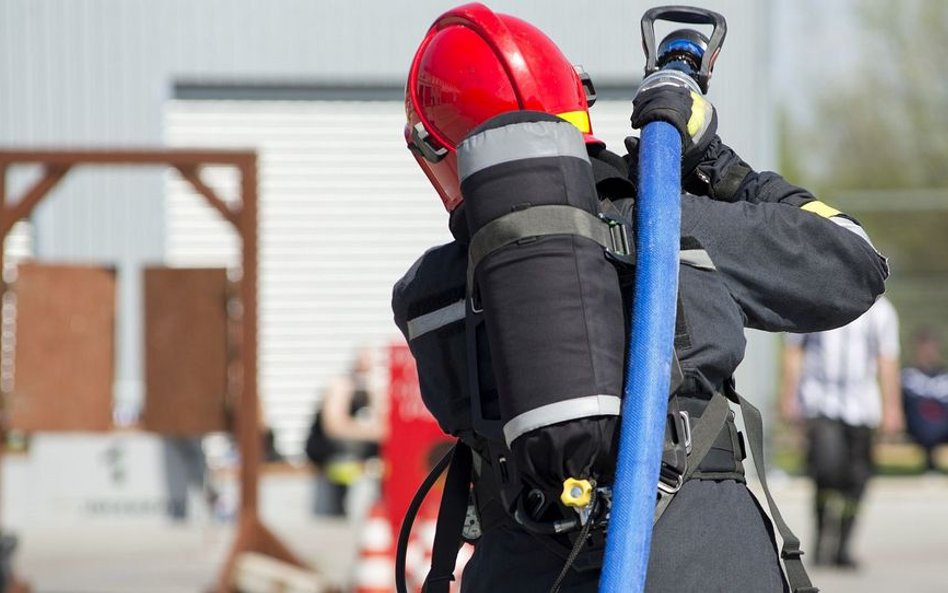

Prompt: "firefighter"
[393,4,889,592]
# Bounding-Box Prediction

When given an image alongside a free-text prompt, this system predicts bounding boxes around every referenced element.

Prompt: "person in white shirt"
[779,296,903,568]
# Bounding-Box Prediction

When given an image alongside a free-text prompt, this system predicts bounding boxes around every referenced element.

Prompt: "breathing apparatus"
[524,5,728,542]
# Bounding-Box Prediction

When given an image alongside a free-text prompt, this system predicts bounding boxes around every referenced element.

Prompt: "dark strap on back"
[725,381,819,593]
[467,205,632,286]
[422,443,473,593]
[396,446,456,593]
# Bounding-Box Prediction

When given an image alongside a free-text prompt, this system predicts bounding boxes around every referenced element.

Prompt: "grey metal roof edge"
[173,81,406,101]
[172,79,640,102]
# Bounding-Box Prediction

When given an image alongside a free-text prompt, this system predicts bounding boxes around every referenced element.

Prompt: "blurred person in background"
[779,295,902,568]
[902,326,948,472]
[162,436,218,522]
[305,347,387,519]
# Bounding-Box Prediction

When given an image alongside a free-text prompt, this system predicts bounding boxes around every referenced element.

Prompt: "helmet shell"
[405,2,600,211]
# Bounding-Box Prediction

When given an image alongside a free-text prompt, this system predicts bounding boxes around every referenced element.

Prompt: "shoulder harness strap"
[724,380,819,593]
[395,443,474,593]
[396,444,459,593]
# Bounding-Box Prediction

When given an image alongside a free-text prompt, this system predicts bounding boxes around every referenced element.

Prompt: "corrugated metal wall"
[0,0,776,453]
[0,0,774,157]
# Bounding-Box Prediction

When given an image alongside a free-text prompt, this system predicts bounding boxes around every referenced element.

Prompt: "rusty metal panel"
[142,267,230,435]
[7,264,116,432]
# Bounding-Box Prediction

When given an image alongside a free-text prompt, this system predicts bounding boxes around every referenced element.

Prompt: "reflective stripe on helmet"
[555,110,592,134]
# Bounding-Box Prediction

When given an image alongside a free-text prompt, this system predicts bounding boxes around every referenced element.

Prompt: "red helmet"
[405,2,601,211]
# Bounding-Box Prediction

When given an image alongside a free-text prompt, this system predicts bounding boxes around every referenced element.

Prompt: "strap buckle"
[598,213,634,267]
[658,410,692,495]
[677,410,693,455]
[657,469,683,495]
[781,547,805,560]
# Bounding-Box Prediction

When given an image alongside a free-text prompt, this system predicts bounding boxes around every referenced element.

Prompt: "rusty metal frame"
[0,149,303,593]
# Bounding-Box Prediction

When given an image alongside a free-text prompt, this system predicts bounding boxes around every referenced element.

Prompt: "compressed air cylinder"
[457,111,625,455]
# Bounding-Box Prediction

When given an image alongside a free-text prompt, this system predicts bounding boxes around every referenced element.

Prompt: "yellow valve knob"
[560,478,594,508]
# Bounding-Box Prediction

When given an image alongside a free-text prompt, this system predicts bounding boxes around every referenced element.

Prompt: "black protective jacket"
[393,143,888,431]
[589,143,889,388]
[392,139,888,593]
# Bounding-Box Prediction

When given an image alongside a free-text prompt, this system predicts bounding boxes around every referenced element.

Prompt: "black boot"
[812,489,831,566]
[835,499,860,569]
[925,448,937,473]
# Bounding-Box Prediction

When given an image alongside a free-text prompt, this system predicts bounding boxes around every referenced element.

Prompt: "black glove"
[630,84,717,175]
[686,136,754,202]
[624,134,754,203]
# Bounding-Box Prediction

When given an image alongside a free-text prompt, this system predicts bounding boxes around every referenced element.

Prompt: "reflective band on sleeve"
[457,120,589,182]
[828,215,878,249]
[801,200,842,218]
[679,248,716,271]
[502,394,622,446]
[406,299,466,340]
[555,110,591,134]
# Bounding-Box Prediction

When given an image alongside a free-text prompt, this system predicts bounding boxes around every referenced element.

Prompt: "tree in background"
[787,0,948,190]
[782,0,948,346]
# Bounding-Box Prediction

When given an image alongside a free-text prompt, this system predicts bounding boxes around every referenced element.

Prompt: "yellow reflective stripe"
[687,91,708,137]
[801,200,842,218]
[556,110,591,134]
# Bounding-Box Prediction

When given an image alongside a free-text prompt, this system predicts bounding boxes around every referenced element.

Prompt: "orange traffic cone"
[353,502,396,593]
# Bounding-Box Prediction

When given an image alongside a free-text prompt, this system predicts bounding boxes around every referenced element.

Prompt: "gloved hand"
[688,137,754,201]
[630,84,717,176]
[511,416,618,504]
[624,135,754,203]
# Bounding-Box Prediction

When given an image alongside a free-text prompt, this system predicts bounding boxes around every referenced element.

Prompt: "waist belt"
[668,392,747,476]
[655,390,744,522]
[406,385,817,593]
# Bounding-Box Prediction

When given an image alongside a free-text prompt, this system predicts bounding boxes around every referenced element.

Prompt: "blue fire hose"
[598,120,682,593]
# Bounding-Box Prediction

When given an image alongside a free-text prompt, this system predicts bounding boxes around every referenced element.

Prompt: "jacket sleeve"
[682,186,889,333]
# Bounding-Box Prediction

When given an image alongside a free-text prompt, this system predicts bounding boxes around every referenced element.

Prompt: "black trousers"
[460,480,787,593]
[806,416,873,499]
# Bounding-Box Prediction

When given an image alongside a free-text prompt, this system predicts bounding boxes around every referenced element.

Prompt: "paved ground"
[765,473,948,593]
[11,474,948,592]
